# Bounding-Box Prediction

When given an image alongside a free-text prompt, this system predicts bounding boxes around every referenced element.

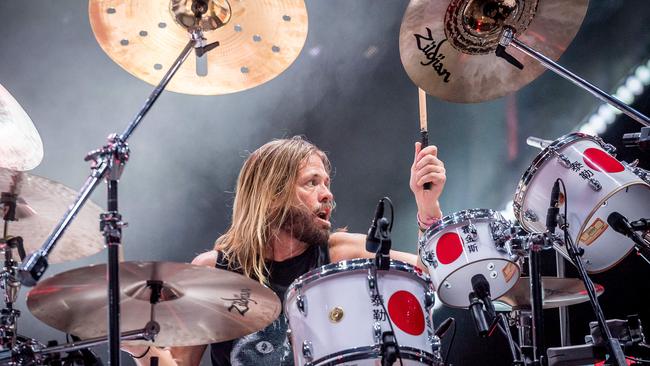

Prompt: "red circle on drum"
[583,148,624,173]
[436,232,463,265]
[387,290,425,336]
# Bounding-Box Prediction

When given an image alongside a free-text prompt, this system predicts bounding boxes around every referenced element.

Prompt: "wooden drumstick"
[418,87,432,190]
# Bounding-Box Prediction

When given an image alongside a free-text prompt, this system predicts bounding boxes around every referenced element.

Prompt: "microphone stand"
[557,214,628,366]
[16,5,219,366]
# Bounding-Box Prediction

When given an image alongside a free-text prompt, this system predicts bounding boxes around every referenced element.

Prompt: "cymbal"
[89,0,308,95]
[494,276,604,311]
[0,168,104,263]
[27,261,281,347]
[399,0,588,102]
[0,83,43,171]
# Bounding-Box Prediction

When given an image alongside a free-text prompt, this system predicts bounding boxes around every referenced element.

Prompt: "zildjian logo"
[222,288,258,316]
[414,27,451,83]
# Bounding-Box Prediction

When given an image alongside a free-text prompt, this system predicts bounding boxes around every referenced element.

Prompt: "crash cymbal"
[494,276,604,311]
[399,0,588,102]
[0,83,43,171]
[0,168,104,263]
[27,261,281,347]
[89,0,308,95]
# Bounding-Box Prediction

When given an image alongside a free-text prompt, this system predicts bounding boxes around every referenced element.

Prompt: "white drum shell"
[515,134,650,272]
[285,259,436,366]
[419,209,520,308]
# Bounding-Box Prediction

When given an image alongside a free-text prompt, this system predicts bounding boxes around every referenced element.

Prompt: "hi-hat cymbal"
[89,0,308,95]
[27,261,281,347]
[399,0,588,103]
[0,168,104,263]
[494,276,604,311]
[0,83,43,171]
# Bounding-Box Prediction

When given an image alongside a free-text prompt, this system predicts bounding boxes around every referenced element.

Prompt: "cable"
[443,318,456,365]
[380,196,394,232]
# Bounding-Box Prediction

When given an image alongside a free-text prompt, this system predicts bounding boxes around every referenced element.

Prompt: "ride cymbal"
[89,0,308,95]
[494,276,604,311]
[0,168,104,263]
[399,0,588,102]
[0,83,43,171]
[27,261,281,347]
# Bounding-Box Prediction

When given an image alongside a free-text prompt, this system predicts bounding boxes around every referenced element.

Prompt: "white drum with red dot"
[285,259,439,366]
[419,209,521,308]
[514,133,650,273]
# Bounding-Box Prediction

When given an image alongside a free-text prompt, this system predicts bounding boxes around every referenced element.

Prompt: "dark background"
[1,1,649,365]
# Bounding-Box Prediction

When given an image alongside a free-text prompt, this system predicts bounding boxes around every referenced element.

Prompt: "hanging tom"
[514,132,650,272]
[418,209,521,308]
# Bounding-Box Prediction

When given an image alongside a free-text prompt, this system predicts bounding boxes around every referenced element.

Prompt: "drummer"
[125,136,445,366]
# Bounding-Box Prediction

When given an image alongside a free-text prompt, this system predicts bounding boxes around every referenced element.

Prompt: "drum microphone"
[546,180,561,234]
[471,274,496,317]
[365,199,385,254]
[607,212,650,259]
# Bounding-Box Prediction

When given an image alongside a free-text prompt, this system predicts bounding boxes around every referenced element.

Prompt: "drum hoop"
[285,258,430,300]
[513,132,603,226]
[306,345,437,366]
[418,208,504,251]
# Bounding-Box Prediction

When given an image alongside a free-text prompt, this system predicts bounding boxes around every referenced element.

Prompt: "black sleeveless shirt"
[210,244,330,366]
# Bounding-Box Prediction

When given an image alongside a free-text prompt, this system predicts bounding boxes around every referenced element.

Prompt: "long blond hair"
[215,136,331,284]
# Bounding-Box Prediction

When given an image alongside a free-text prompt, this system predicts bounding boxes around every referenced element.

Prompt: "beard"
[280,204,330,247]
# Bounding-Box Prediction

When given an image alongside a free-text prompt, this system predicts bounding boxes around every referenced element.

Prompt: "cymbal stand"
[556,213,627,366]
[0,327,158,365]
[16,5,219,365]
[525,233,554,366]
[497,26,650,127]
[0,193,25,353]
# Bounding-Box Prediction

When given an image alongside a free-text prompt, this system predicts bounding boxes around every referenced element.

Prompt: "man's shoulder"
[327,231,366,262]
[191,250,219,267]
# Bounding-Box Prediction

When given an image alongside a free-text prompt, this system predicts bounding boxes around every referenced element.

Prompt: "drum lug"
[373,322,382,344]
[524,209,538,223]
[603,143,616,155]
[428,334,441,350]
[367,267,378,296]
[296,294,307,316]
[421,250,438,268]
[588,178,602,191]
[286,327,293,346]
[556,153,571,168]
[302,340,314,362]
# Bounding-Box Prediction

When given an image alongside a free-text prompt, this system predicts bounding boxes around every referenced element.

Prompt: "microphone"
[434,317,455,338]
[546,180,561,234]
[608,212,650,259]
[365,199,385,254]
[472,274,496,317]
[469,292,489,337]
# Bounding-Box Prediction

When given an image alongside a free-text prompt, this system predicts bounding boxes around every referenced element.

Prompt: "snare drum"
[514,133,650,272]
[284,259,439,366]
[419,209,520,308]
